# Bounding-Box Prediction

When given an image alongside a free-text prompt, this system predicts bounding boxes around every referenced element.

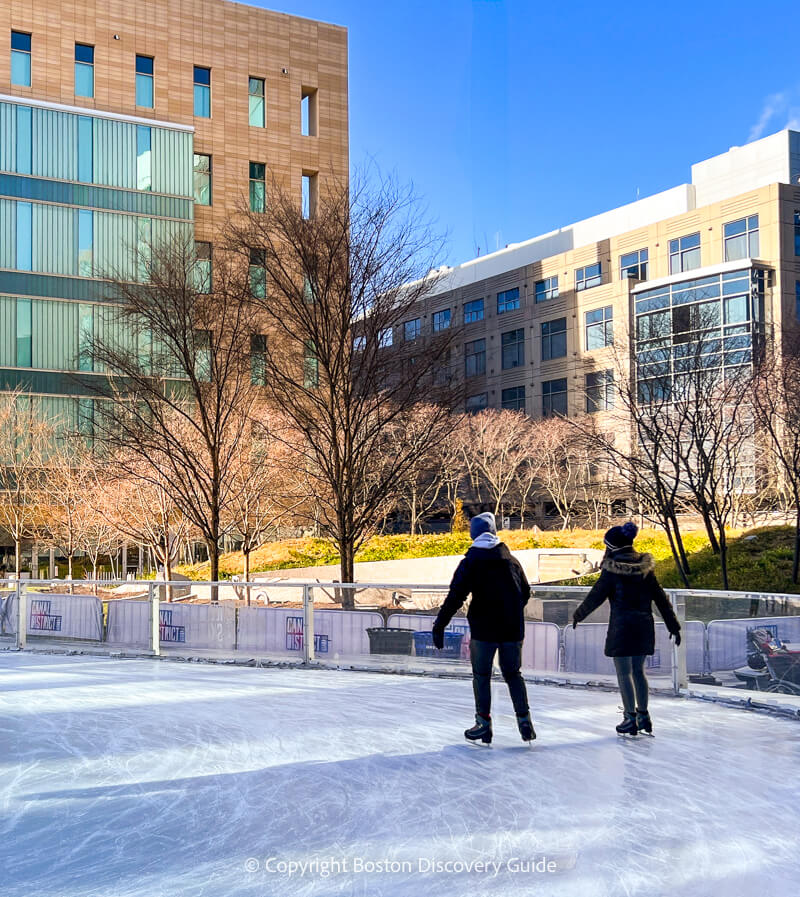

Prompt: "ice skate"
[615,711,638,736]
[464,714,492,745]
[636,709,653,735]
[516,712,536,743]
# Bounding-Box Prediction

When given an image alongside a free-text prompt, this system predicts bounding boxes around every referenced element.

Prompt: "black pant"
[470,639,529,718]
[613,655,649,714]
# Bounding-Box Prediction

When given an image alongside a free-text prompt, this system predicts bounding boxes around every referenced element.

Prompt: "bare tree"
[90,236,259,597]
[225,170,459,603]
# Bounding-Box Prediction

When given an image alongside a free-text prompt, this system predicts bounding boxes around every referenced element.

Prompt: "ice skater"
[572,522,681,736]
[432,512,534,745]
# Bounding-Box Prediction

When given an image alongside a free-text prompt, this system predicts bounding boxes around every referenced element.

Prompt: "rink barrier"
[5,580,800,697]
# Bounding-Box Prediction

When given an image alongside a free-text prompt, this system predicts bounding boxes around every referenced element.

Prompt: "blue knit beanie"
[470,512,497,540]
[604,521,638,551]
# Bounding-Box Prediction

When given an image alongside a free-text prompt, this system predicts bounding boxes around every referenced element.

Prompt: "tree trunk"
[669,510,691,578]
[164,551,173,604]
[339,540,355,610]
[793,506,800,584]
[719,527,730,591]
[208,540,219,603]
[67,554,74,594]
[92,562,98,596]
[664,518,690,588]
[15,538,21,578]
[244,549,251,605]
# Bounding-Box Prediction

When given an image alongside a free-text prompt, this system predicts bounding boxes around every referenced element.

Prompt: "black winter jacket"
[573,549,680,657]
[434,543,530,643]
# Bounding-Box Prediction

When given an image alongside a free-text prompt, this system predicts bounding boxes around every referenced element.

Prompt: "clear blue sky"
[255,0,800,266]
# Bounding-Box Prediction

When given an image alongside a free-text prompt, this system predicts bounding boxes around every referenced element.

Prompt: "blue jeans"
[470,639,529,718]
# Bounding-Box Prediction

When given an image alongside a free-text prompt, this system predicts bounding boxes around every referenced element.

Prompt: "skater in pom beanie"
[432,512,534,745]
[572,522,681,736]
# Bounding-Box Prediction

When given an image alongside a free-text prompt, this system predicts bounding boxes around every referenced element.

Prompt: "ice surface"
[1,652,799,897]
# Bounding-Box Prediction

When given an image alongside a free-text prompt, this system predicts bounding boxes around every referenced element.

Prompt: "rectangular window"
[465,393,488,414]
[464,298,484,323]
[724,215,759,261]
[135,55,154,108]
[137,217,152,281]
[497,287,520,314]
[501,385,525,412]
[302,172,318,219]
[78,303,94,371]
[303,340,319,388]
[669,232,701,274]
[585,306,613,350]
[379,328,393,348]
[576,262,602,291]
[193,153,211,205]
[16,201,32,271]
[249,162,265,212]
[586,370,614,413]
[535,276,558,302]
[78,116,93,182]
[249,77,265,127]
[249,248,266,299]
[501,328,525,369]
[195,242,212,293]
[795,212,800,256]
[542,378,567,417]
[77,209,93,276]
[464,338,486,377]
[541,317,567,360]
[301,87,318,136]
[11,31,31,87]
[620,248,648,280]
[77,398,94,438]
[250,333,267,385]
[75,43,94,98]
[194,330,211,381]
[16,297,32,367]
[16,105,32,175]
[136,126,152,191]
[194,66,211,117]
[432,309,451,332]
[404,318,421,342]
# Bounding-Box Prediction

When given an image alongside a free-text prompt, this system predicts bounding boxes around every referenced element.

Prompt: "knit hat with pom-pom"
[603,521,639,551]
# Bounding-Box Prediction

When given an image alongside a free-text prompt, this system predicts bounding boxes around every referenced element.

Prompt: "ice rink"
[2,652,799,897]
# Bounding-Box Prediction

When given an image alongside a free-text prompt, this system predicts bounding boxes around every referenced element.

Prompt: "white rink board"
[106,599,150,648]
[3,593,103,641]
[237,607,383,657]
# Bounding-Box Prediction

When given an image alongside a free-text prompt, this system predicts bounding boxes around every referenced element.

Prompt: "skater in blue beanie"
[432,512,534,745]
[572,522,681,736]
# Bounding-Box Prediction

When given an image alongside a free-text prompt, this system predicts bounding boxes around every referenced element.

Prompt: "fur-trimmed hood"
[601,551,655,577]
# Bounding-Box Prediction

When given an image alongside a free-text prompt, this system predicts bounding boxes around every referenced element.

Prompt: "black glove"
[670,630,681,646]
[432,626,444,650]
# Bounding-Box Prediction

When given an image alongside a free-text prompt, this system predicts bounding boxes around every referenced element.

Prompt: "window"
[77,398,94,438]
[541,318,567,360]
[11,31,31,87]
[542,378,567,417]
[302,172,317,219]
[193,153,211,205]
[16,298,32,367]
[301,87,318,136]
[78,116,93,182]
[585,306,613,350]
[249,162,265,212]
[135,55,154,108]
[195,242,212,293]
[795,212,800,256]
[16,201,32,271]
[576,262,602,291]
[501,328,524,369]
[497,287,520,314]
[74,44,94,98]
[16,105,31,174]
[194,66,211,117]
[194,330,211,381]
[535,276,558,302]
[432,309,451,332]
[724,216,759,261]
[464,298,484,323]
[465,393,488,414]
[404,318,421,342]
[501,386,525,412]
[249,77,265,127]
[464,338,486,377]
[669,232,701,274]
[250,334,267,385]
[78,304,94,371]
[303,277,315,304]
[137,217,152,281]
[586,370,614,412]
[303,341,319,388]
[620,248,648,280]
[379,328,393,348]
[249,248,266,298]
[77,209,93,277]
[353,335,366,352]
[136,126,151,191]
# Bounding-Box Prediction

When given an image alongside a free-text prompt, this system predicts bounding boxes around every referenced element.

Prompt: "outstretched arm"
[573,571,612,626]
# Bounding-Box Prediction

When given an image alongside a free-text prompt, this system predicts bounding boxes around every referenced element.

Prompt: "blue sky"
[257,0,800,266]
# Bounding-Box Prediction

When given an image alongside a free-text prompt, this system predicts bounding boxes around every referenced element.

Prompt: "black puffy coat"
[433,543,530,643]
[573,549,680,657]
